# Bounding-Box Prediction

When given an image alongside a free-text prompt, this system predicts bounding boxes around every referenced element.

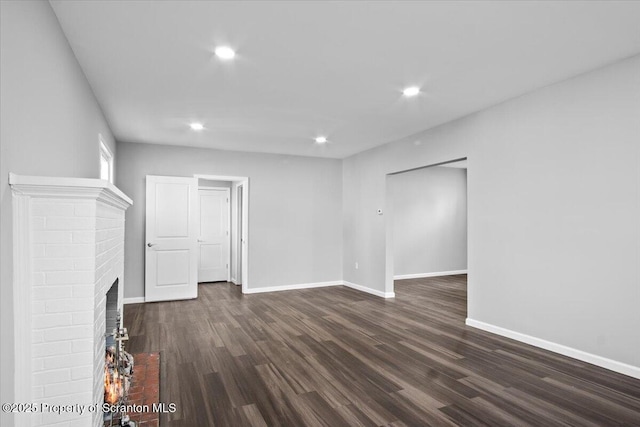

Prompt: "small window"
[99,136,114,183]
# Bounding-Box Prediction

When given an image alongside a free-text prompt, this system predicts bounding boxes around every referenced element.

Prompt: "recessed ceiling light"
[214,46,235,60]
[315,136,327,144]
[190,122,204,131]
[403,86,420,97]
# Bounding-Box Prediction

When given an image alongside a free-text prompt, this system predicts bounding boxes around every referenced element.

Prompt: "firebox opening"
[104,278,136,426]
[105,278,119,348]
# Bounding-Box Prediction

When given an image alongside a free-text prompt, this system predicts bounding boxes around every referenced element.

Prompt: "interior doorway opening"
[197,181,231,283]
[195,174,249,293]
[385,158,468,316]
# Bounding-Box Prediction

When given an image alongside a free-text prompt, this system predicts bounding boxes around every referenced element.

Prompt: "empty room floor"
[124,276,640,426]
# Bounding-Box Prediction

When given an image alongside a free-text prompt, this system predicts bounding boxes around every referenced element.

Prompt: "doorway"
[195,174,249,293]
[385,158,468,315]
[144,174,249,302]
[197,186,230,283]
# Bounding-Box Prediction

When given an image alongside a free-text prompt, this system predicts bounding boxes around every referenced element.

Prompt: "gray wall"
[390,167,467,277]
[343,55,640,368]
[0,1,116,421]
[116,141,343,298]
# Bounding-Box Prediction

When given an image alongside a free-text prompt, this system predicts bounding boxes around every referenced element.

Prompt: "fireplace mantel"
[9,173,132,207]
[9,173,132,427]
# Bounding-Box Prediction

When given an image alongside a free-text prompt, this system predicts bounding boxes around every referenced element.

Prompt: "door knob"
[147,243,157,247]
[197,239,204,243]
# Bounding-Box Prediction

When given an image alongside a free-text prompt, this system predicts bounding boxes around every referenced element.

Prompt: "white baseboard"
[394,269,468,280]
[243,280,342,294]
[123,297,145,304]
[136,279,395,300]
[243,280,396,299]
[466,318,640,380]
[343,281,395,298]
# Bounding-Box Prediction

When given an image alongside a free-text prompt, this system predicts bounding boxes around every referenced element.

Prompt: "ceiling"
[50,1,640,159]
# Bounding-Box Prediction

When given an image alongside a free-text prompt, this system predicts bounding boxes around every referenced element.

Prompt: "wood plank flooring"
[124,276,640,426]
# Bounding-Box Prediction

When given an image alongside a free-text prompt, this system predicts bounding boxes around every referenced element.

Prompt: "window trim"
[99,135,114,184]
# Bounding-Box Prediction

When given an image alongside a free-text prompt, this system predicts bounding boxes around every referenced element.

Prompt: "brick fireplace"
[9,174,132,427]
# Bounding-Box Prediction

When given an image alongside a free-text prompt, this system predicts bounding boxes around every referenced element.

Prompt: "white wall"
[0,1,116,421]
[116,141,343,299]
[343,55,640,370]
[390,166,467,277]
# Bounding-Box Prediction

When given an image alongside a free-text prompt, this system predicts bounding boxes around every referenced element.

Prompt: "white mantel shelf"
[9,172,133,207]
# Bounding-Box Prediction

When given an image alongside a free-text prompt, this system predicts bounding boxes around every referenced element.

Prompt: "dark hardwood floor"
[124,276,640,426]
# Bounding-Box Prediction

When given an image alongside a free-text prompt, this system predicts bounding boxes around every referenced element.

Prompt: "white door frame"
[197,186,231,283]
[235,183,244,285]
[194,174,250,293]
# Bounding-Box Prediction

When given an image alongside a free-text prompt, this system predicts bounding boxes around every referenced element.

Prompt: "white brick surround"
[9,174,132,427]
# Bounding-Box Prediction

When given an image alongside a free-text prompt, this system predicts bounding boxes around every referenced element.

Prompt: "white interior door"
[198,188,230,282]
[145,175,198,302]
